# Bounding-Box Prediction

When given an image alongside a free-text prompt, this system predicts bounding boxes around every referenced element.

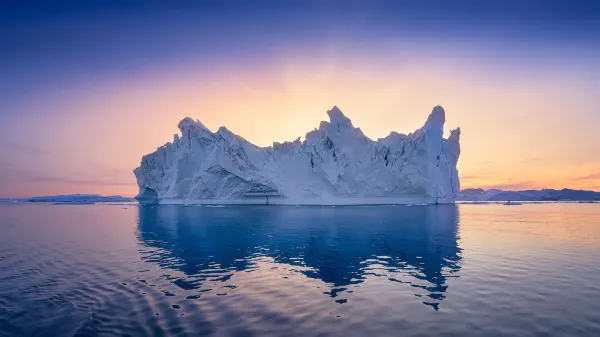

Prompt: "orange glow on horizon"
[3,54,600,197]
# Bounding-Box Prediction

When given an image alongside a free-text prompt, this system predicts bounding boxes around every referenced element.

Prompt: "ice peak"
[178,117,210,133]
[327,106,352,126]
[449,127,461,142]
[216,126,240,143]
[177,117,195,130]
[217,126,232,135]
[425,106,446,127]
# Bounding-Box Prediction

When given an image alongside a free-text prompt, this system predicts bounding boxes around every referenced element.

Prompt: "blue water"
[0,203,599,336]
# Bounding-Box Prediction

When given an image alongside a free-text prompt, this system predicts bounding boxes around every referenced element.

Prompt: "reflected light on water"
[1,203,599,336]
[136,205,462,311]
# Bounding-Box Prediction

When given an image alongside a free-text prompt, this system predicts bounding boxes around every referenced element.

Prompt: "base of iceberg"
[152,196,456,206]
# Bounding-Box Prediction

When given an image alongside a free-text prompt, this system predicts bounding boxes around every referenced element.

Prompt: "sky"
[1,0,600,197]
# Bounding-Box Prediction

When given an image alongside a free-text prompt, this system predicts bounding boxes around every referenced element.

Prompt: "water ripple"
[0,203,599,336]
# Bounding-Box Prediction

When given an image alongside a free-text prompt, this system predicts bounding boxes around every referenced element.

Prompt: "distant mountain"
[0,194,134,204]
[458,188,600,201]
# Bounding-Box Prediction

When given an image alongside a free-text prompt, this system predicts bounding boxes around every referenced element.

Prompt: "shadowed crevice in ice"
[136,188,159,204]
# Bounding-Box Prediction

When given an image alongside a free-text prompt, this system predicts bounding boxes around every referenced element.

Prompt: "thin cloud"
[464,181,534,191]
[27,175,135,186]
[0,140,132,178]
[0,140,53,155]
[1,160,134,185]
[572,173,600,182]
[489,182,534,191]
[520,157,543,164]
[460,174,486,181]
[460,171,500,181]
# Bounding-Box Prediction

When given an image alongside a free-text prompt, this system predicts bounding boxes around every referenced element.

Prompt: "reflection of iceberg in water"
[137,205,462,310]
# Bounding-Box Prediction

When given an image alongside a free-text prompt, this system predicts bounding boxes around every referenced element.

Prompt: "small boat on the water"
[503,201,522,206]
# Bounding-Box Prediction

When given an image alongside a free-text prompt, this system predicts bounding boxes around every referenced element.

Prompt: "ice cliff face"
[134,106,461,204]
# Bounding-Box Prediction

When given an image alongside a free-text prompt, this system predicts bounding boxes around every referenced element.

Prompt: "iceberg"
[134,106,461,205]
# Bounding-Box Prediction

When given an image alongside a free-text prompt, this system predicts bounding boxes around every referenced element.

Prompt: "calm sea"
[0,203,599,336]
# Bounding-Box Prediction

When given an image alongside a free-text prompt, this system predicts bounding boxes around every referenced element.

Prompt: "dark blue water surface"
[1,203,599,336]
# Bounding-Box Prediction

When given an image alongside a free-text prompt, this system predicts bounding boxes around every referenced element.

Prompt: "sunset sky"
[1,0,600,197]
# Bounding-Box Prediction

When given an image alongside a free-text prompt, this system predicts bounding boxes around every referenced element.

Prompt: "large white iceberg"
[134,106,461,205]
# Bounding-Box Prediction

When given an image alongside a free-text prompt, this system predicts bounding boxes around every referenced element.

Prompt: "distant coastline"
[1,189,599,205]
[458,188,600,202]
[0,194,134,204]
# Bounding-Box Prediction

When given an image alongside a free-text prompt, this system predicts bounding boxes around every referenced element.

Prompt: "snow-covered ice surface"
[134,106,461,205]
